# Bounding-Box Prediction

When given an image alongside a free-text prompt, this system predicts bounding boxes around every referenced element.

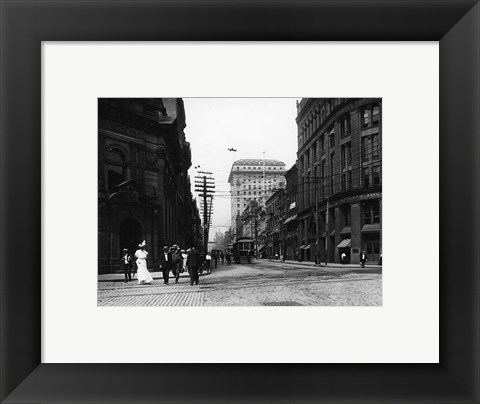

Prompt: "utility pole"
[314,175,320,265]
[194,170,215,255]
[325,197,330,266]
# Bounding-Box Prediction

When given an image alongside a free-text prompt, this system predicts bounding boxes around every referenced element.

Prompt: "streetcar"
[232,237,255,264]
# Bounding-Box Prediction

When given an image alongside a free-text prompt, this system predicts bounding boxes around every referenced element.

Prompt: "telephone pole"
[194,171,215,255]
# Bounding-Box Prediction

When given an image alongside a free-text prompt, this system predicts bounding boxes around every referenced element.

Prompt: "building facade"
[98,98,201,274]
[265,188,286,259]
[228,159,286,236]
[296,98,382,264]
[283,163,299,261]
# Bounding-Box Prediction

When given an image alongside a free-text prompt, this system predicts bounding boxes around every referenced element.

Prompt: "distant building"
[228,158,286,235]
[296,98,382,264]
[98,98,201,274]
[265,188,286,259]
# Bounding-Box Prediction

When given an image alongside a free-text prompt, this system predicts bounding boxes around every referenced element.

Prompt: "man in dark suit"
[159,245,172,284]
[186,246,201,286]
[121,248,134,283]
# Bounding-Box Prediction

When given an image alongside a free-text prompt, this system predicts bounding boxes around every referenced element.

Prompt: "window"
[362,104,380,128]
[362,136,371,162]
[341,171,351,192]
[328,126,335,149]
[362,108,370,128]
[373,165,381,185]
[320,135,325,155]
[340,114,351,137]
[372,105,380,126]
[363,200,380,224]
[341,142,351,170]
[362,167,370,188]
[372,133,380,159]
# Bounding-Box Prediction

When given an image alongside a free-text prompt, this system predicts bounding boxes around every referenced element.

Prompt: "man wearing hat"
[170,244,183,283]
[159,245,172,284]
[121,248,134,282]
[186,245,201,286]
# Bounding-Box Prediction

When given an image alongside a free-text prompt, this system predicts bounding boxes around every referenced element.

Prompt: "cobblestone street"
[98,261,382,306]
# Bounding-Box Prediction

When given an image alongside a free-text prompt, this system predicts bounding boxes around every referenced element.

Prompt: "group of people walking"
[121,241,228,286]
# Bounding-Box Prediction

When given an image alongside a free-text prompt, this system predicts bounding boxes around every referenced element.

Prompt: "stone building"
[283,163,299,261]
[228,158,286,236]
[265,188,286,259]
[98,98,201,274]
[296,98,382,264]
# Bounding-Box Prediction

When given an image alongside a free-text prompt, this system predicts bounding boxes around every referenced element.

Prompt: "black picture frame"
[1,1,479,403]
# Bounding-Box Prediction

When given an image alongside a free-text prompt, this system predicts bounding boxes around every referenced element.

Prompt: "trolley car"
[232,237,255,264]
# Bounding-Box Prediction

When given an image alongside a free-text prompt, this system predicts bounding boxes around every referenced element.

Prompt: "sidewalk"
[257,258,382,271]
[98,271,210,283]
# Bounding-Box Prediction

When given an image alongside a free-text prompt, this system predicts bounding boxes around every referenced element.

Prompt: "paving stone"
[97,261,382,306]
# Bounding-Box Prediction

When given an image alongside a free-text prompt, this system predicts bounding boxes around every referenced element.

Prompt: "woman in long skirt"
[135,240,153,285]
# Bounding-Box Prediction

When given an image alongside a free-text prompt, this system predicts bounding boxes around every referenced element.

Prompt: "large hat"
[122,248,128,252]
[138,240,146,248]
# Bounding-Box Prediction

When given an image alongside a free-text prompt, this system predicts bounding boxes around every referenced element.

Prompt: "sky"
[183,98,299,240]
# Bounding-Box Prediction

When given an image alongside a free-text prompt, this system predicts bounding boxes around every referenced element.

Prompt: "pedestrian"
[226,252,231,266]
[341,252,346,264]
[221,251,225,265]
[186,246,201,285]
[159,245,172,284]
[181,249,188,272]
[205,252,212,274]
[121,248,134,282]
[360,250,367,268]
[213,253,218,269]
[135,240,153,285]
[171,244,183,283]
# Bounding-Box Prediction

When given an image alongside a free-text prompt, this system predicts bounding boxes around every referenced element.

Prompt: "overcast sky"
[183,98,299,240]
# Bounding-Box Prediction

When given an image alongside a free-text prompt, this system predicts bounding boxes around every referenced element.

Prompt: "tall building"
[98,98,201,273]
[228,159,286,234]
[296,98,382,264]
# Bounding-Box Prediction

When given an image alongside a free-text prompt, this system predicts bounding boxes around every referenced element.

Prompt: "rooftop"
[233,159,285,166]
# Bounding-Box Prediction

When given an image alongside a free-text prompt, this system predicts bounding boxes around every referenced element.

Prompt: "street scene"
[98,98,382,306]
[98,260,381,306]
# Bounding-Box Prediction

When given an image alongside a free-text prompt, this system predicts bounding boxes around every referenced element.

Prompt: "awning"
[340,226,351,235]
[284,214,298,224]
[337,238,351,248]
[299,245,306,249]
[362,223,381,232]
[257,244,266,251]
[304,244,311,249]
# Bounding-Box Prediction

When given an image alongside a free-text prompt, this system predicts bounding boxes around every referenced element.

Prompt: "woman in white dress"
[135,240,153,285]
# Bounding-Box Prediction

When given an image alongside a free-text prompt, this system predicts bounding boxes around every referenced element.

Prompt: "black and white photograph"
[98,98,382,306]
